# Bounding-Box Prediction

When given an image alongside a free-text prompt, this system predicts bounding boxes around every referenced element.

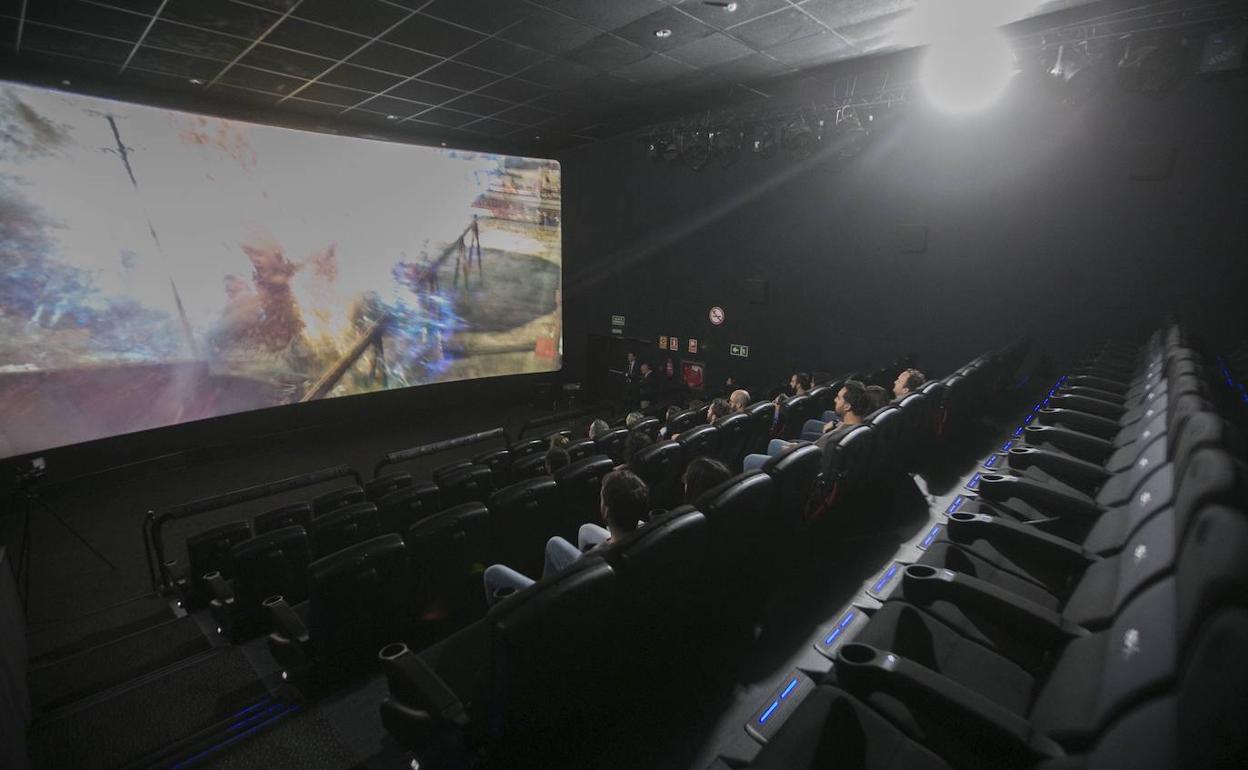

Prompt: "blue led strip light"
[984,455,998,468]
[966,472,981,490]
[1013,425,1025,437]
[872,563,899,594]
[921,525,941,548]
[759,700,780,724]
[781,678,799,699]
[946,495,966,514]
[1001,439,1015,451]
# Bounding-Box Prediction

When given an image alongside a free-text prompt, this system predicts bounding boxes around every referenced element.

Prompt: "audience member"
[729,389,751,413]
[683,457,731,504]
[588,418,610,440]
[658,405,682,439]
[549,434,570,449]
[707,397,731,423]
[625,411,645,430]
[482,469,649,605]
[774,372,812,404]
[893,368,926,400]
[621,429,652,466]
[866,385,890,412]
[545,446,570,475]
[746,380,869,470]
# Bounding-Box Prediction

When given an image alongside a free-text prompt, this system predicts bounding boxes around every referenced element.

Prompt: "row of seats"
[738,326,1248,769]
[371,345,1028,768]
[195,455,618,642]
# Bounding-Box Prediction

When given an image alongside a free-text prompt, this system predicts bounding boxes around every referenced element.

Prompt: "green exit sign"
[730,344,749,357]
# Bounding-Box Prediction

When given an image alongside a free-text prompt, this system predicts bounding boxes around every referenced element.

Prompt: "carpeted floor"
[28,648,267,770]
[29,614,212,714]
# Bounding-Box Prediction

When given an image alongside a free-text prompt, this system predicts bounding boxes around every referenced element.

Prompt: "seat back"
[406,503,491,626]
[564,438,597,463]
[610,509,711,652]
[431,460,475,486]
[896,392,930,470]
[864,406,904,477]
[595,428,630,463]
[744,401,776,455]
[306,534,411,659]
[365,473,412,503]
[310,501,382,558]
[439,464,495,507]
[311,486,366,518]
[633,417,662,441]
[667,408,702,436]
[765,443,823,533]
[920,380,949,439]
[254,503,312,536]
[376,481,441,534]
[229,525,311,624]
[486,557,621,763]
[696,472,775,589]
[779,394,819,439]
[186,521,252,604]
[509,453,548,481]
[713,412,751,471]
[629,440,687,510]
[678,423,721,461]
[488,477,563,577]
[472,448,512,488]
[821,424,875,493]
[510,438,547,462]
[553,455,614,536]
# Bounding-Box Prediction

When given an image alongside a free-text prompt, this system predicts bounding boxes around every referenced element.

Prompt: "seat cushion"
[746,686,951,770]
[855,601,1036,717]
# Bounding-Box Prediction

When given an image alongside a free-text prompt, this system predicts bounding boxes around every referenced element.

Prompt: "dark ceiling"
[1,0,1109,155]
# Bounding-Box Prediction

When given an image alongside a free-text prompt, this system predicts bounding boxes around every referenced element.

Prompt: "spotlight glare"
[921,28,1016,113]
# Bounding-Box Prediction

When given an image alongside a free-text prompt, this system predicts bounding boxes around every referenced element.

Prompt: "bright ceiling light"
[920,27,1016,113]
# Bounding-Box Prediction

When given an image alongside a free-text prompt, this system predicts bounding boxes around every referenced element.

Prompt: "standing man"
[639,361,658,408]
[623,351,640,405]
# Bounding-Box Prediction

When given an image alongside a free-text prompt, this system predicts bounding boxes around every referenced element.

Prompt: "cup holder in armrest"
[262,594,285,608]
[948,511,990,524]
[903,564,938,580]
[378,642,409,662]
[837,642,882,667]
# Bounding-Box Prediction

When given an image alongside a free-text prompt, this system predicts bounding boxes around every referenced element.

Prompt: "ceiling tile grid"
[1,0,1093,152]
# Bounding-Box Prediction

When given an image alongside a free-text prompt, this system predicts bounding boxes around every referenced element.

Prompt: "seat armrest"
[1035,408,1119,440]
[379,643,468,727]
[977,473,1102,520]
[202,570,234,604]
[834,643,1064,762]
[1046,393,1126,419]
[162,559,189,595]
[1006,447,1111,494]
[900,564,1088,645]
[1023,425,1114,464]
[264,594,309,645]
[946,512,1094,572]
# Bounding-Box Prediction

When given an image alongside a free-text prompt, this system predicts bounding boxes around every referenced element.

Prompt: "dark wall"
[557,69,1248,394]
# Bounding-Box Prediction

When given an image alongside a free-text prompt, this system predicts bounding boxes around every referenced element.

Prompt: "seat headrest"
[554,454,613,483]
[308,533,404,583]
[489,476,558,508]
[406,502,489,539]
[232,525,307,558]
[695,470,772,512]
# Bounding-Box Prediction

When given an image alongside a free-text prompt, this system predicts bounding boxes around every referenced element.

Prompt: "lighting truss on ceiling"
[636,0,1245,169]
[637,67,914,169]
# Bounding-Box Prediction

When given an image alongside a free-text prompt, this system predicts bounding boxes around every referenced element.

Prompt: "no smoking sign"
[709,306,725,325]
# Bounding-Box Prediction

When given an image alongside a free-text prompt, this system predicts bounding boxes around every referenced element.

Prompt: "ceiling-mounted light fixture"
[188,78,203,85]
[654,28,672,39]
[751,124,777,158]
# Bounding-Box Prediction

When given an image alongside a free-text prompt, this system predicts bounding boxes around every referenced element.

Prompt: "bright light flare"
[921,27,1017,113]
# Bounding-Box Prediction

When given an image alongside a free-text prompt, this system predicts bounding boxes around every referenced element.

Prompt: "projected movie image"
[0,81,561,458]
